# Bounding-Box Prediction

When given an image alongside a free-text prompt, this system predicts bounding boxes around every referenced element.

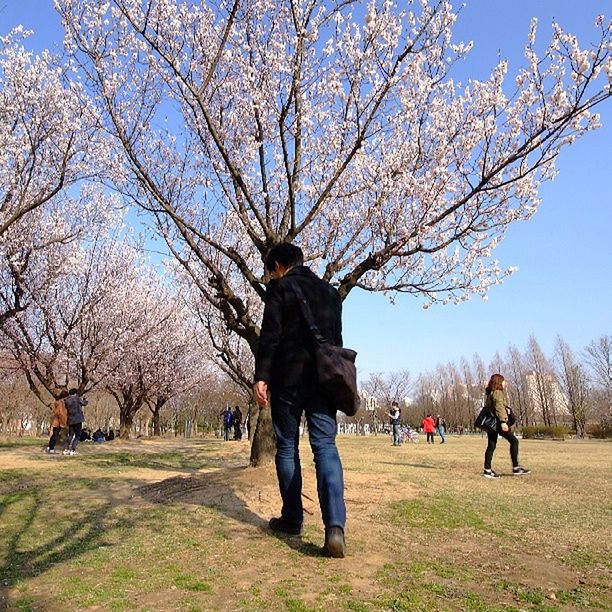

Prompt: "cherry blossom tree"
[0,28,102,327]
[0,224,152,411]
[103,281,209,438]
[144,316,206,437]
[56,0,611,463]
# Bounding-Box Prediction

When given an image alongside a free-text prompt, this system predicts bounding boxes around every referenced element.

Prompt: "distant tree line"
[359,334,611,437]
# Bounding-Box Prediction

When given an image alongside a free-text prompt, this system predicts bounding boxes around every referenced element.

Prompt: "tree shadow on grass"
[0,485,137,610]
[137,466,266,528]
[136,466,327,558]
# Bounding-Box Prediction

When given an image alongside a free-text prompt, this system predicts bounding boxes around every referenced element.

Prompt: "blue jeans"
[436,426,445,443]
[270,386,346,530]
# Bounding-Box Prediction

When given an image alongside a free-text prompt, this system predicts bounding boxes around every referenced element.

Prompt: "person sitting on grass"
[92,428,106,443]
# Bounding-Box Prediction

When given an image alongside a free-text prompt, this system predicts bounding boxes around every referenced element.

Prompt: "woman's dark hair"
[485,374,505,395]
[265,243,304,272]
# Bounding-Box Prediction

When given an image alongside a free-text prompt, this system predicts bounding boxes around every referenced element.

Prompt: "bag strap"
[286,279,327,345]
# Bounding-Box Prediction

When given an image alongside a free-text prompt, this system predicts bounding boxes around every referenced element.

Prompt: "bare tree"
[504,344,532,426]
[361,369,412,429]
[555,336,590,436]
[526,336,560,426]
[584,335,612,426]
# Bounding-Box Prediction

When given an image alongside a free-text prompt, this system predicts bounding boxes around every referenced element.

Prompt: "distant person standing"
[387,402,402,446]
[422,414,436,444]
[220,406,233,441]
[435,414,446,444]
[483,374,530,478]
[63,388,88,456]
[46,390,68,454]
[232,405,243,440]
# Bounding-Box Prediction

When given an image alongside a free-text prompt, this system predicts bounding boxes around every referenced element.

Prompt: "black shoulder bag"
[288,281,360,416]
[474,403,499,432]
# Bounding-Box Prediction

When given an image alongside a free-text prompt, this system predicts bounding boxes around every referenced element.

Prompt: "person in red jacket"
[422,414,436,444]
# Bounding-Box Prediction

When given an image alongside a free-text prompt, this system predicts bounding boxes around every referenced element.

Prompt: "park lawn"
[0,435,610,611]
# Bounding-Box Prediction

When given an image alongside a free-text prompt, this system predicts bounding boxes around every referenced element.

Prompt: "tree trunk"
[152,405,161,436]
[249,406,276,467]
[119,408,135,439]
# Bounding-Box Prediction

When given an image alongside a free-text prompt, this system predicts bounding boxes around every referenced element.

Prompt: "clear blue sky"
[2,1,610,379]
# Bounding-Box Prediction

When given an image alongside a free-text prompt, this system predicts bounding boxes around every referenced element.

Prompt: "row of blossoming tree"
[1,2,610,460]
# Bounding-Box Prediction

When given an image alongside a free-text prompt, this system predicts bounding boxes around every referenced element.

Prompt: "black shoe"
[268,517,303,536]
[324,527,346,558]
[483,469,500,479]
[512,466,531,475]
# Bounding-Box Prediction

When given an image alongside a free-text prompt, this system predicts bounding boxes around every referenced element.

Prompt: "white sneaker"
[48,449,56,454]
[62,449,70,455]
[69,450,77,456]
[483,469,500,479]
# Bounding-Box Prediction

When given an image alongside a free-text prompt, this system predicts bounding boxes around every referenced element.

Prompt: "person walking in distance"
[422,414,436,444]
[253,243,347,558]
[483,374,530,478]
[435,414,446,444]
[63,388,88,455]
[232,405,243,440]
[387,402,402,446]
[46,390,68,453]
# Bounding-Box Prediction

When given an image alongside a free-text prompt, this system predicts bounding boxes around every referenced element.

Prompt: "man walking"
[253,243,347,558]
[63,388,88,455]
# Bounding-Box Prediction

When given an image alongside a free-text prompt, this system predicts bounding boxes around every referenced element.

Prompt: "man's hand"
[253,380,269,408]
[500,422,509,433]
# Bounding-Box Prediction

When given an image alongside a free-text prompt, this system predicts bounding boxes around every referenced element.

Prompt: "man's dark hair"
[69,388,78,395]
[265,243,304,272]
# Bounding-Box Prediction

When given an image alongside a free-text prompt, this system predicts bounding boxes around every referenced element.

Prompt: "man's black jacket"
[254,266,343,389]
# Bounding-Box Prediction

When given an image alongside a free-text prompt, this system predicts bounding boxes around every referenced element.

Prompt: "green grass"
[389,492,497,534]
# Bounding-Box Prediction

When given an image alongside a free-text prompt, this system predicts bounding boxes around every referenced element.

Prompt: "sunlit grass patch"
[389,492,496,534]
[561,545,609,570]
[0,438,45,449]
[173,574,212,592]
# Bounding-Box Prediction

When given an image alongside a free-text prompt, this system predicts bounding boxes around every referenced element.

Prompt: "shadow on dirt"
[136,466,327,558]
